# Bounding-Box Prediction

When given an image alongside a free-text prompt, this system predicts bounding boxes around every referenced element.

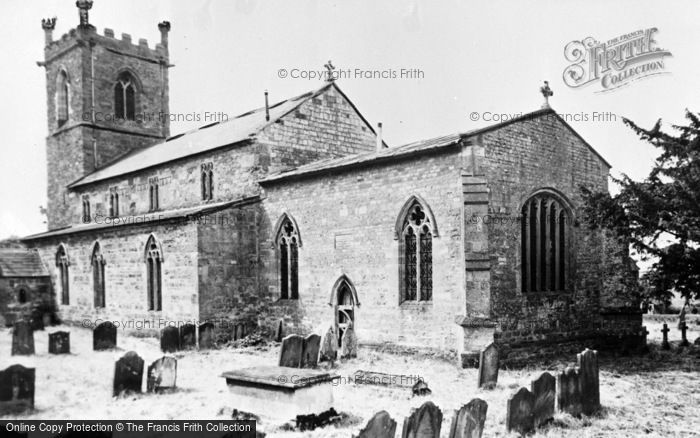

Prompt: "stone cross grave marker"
[279,334,305,368]
[301,334,321,368]
[48,331,70,354]
[12,321,35,356]
[340,325,358,359]
[93,321,117,350]
[179,323,196,349]
[113,351,144,396]
[477,343,498,389]
[661,323,670,350]
[448,398,488,438]
[680,322,689,347]
[160,326,179,353]
[577,349,600,416]
[0,364,35,414]
[402,401,443,438]
[506,387,535,435]
[198,322,215,349]
[357,410,397,438]
[530,372,555,428]
[147,356,177,393]
[319,325,338,362]
[556,366,582,417]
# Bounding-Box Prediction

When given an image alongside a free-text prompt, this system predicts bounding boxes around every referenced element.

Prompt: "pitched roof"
[0,249,49,277]
[21,196,260,241]
[260,108,612,184]
[69,83,344,188]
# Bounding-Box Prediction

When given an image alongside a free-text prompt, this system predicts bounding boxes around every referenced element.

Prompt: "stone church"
[11,2,644,365]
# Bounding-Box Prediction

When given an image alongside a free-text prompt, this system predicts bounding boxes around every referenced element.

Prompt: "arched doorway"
[331,276,359,346]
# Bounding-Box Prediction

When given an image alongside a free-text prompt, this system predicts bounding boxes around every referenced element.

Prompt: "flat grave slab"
[221,365,337,421]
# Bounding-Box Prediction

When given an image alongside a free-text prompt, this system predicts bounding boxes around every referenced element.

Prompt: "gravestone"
[274,319,284,342]
[412,380,431,396]
[234,323,246,341]
[160,327,180,353]
[279,334,305,368]
[506,387,535,435]
[11,321,35,356]
[680,323,689,347]
[113,351,144,396]
[401,401,443,438]
[530,372,555,427]
[179,323,196,349]
[0,364,35,414]
[357,410,397,438]
[556,366,582,416]
[477,343,498,389]
[198,322,215,349]
[93,321,117,350]
[448,398,487,438]
[661,323,670,350]
[577,349,600,415]
[48,331,70,354]
[147,356,177,393]
[340,326,357,359]
[301,334,321,368]
[319,325,337,362]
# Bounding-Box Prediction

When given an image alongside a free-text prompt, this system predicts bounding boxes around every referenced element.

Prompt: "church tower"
[39,1,171,230]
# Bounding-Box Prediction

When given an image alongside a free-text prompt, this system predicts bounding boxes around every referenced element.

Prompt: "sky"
[0,0,698,240]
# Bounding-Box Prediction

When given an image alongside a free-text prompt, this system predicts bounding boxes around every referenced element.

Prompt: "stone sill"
[399,301,433,310]
[455,316,497,328]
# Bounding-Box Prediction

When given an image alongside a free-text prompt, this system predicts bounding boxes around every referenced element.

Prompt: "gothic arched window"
[276,215,300,300]
[109,188,119,218]
[145,235,163,311]
[201,163,214,200]
[148,177,159,212]
[81,195,91,223]
[56,70,69,126]
[399,202,434,302]
[521,191,571,292]
[92,242,106,308]
[114,71,136,120]
[55,245,70,305]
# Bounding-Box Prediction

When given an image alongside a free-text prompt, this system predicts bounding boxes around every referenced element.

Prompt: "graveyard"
[0,318,698,437]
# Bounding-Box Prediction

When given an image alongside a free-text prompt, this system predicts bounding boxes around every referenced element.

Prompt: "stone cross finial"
[324,60,336,82]
[76,0,94,28]
[540,80,553,109]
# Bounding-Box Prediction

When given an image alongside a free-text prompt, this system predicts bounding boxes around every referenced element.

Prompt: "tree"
[581,110,700,303]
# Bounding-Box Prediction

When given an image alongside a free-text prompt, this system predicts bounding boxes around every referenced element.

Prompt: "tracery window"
[521,192,571,292]
[56,70,69,126]
[92,242,106,308]
[400,203,433,302]
[145,235,162,311]
[56,245,70,305]
[277,216,299,299]
[114,71,136,120]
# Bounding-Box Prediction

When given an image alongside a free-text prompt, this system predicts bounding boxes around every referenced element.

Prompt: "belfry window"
[276,216,300,300]
[56,70,69,126]
[81,195,91,223]
[92,242,106,308]
[145,235,163,311]
[56,245,70,305]
[201,163,214,201]
[114,72,136,120]
[521,192,571,292]
[400,203,434,302]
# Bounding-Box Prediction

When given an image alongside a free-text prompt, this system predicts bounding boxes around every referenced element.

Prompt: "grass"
[1,318,698,437]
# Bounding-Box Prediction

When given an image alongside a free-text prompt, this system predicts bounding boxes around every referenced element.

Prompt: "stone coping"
[221,365,337,390]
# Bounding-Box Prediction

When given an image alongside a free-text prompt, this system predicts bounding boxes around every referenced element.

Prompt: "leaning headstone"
[530,372,555,428]
[11,321,35,356]
[556,366,582,416]
[279,334,305,368]
[477,343,498,389]
[319,325,338,362]
[93,321,117,350]
[401,401,443,438]
[661,323,670,350]
[48,331,70,354]
[198,322,215,349]
[147,356,177,393]
[448,398,487,438]
[160,327,180,353]
[357,410,397,438]
[274,319,284,342]
[113,351,144,396]
[301,334,321,368]
[0,364,35,414]
[506,387,535,435]
[340,326,358,359]
[577,349,600,415]
[179,323,196,349]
